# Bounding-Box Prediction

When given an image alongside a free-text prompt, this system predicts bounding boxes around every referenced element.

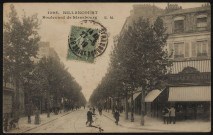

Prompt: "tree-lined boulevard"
[3,3,211,133]
[3,4,170,132]
[3,5,86,132]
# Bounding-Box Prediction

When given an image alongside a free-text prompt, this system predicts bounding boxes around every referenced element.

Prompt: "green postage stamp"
[67,20,108,63]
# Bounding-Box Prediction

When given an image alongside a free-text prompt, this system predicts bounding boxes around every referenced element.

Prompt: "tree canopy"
[3,4,40,82]
[90,17,171,106]
[3,5,87,115]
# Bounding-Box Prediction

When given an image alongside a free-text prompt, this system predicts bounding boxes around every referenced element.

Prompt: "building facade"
[119,4,164,37]
[161,4,211,120]
[116,4,211,121]
[3,78,15,117]
[3,73,25,118]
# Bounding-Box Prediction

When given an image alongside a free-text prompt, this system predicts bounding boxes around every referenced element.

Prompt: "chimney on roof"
[202,3,210,7]
[165,3,182,13]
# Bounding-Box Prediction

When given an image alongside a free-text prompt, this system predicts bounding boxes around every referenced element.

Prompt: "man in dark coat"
[114,110,120,125]
[86,108,95,126]
[162,106,169,124]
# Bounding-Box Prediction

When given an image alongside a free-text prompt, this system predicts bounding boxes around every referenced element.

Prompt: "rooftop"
[163,6,211,16]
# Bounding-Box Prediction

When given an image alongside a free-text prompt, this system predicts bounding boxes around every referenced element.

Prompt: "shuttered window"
[197,17,207,28]
[196,14,207,31]
[174,42,184,58]
[174,20,184,33]
[197,40,207,57]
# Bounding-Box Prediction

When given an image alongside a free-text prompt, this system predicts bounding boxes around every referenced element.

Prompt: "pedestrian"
[3,114,8,132]
[114,109,120,125]
[86,108,95,126]
[120,106,124,113]
[162,106,169,124]
[92,107,95,114]
[169,106,176,124]
[98,106,102,116]
[34,107,40,125]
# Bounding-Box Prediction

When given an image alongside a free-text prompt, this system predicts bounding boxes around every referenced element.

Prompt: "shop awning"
[128,92,141,102]
[145,89,162,102]
[168,86,211,102]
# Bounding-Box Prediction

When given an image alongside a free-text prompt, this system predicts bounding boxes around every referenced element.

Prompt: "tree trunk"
[107,97,109,112]
[27,87,32,124]
[105,99,107,112]
[15,78,20,118]
[27,98,32,124]
[27,102,31,124]
[46,89,50,117]
[125,91,128,120]
[34,108,40,125]
[112,98,114,114]
[141,87,145,126]
[28,115,31,124]
[47,98,50,118]
[131,90,134,122]
[40,97,42,114]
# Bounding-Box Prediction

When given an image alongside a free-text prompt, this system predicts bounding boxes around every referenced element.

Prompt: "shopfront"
[175,102,210,120]
[128,89,168,117]
[168,86,211,121]
[145,89,163,117]
[168,64,211,121]
[3,87,14,118]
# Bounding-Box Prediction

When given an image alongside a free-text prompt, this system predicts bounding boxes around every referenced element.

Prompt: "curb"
[20,111,72,133]
[102,113,184,132]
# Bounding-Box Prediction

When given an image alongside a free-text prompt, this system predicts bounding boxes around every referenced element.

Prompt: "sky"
[4,2,205,101]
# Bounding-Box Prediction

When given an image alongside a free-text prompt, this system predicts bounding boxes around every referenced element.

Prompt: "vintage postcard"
[3,2,211,133]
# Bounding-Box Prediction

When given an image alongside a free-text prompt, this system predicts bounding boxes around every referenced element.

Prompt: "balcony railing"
[174,54,184,59]
[197,53,207,57]
[174,28,184,34]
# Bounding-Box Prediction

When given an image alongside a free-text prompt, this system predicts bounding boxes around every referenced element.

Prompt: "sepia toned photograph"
[2,2,211,133]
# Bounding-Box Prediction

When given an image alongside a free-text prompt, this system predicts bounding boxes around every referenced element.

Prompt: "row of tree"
[89,17,172,125]
[3,5,86,122]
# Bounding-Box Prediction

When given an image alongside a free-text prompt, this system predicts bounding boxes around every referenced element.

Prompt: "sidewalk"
[102,110,211,132]
[6,110,72,133]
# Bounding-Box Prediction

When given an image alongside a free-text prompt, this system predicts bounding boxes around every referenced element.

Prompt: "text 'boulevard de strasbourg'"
[42,16,98,20]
